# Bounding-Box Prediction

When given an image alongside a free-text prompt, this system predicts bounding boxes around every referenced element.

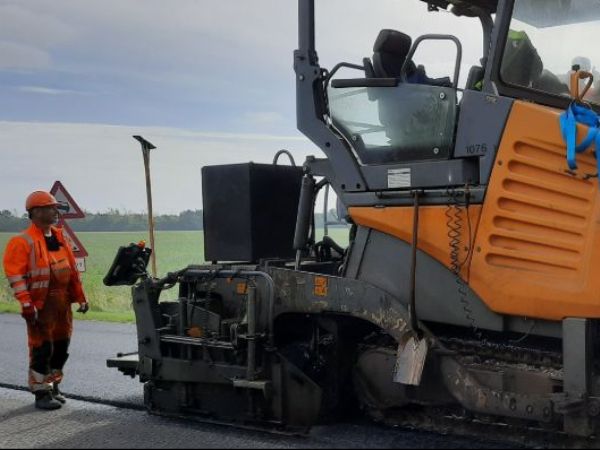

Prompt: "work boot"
[52,384,67,404]
[35,391,62,410]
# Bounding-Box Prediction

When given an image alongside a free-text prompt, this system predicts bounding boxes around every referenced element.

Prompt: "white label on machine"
[75,257,86,273]
[388,168,411,188]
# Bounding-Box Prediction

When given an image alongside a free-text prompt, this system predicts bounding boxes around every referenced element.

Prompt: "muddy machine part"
[116,268,321,430]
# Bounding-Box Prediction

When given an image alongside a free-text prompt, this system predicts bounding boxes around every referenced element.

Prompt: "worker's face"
[30,205,59,227]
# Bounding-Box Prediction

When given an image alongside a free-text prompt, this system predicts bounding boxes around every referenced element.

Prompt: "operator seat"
[371,29,452,87]
[372,29,413,78]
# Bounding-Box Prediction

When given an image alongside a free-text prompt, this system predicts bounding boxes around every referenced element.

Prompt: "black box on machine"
[202,162,303,262]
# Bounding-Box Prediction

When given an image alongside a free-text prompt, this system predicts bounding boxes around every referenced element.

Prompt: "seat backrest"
[372,29,412,78]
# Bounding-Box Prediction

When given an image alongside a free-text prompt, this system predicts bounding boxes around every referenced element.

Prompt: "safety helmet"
[25,191,58,211]
[572,56,592,72]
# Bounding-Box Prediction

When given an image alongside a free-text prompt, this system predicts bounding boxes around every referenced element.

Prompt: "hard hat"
[25,191,58,211]
[572,56,592,72]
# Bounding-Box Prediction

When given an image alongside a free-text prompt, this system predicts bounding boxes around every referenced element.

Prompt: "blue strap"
[560,103,600,176]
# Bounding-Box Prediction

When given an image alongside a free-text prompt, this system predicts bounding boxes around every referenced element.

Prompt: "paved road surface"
[0,388,514,449]
[0,313,143,406]
[0,313,513,448]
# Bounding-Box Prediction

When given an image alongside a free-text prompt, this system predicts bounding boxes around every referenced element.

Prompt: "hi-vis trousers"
[27,246,73,393]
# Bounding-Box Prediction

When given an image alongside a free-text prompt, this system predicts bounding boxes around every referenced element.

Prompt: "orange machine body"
[350,100,600,322]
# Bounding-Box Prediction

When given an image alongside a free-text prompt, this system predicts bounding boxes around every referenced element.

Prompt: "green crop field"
[0,231,206,322]
[0,228,349,322]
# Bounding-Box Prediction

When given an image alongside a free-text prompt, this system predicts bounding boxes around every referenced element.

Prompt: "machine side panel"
[346,228,504,332]
[470,101,600,320]
[342,226,561,337]
[453,90,514,184]
[348,205,482,280]
[270,267,411,341]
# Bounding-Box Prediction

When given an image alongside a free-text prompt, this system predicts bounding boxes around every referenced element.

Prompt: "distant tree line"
[0,209,203,232]
[0,210,29,232]
[0,209,340,232]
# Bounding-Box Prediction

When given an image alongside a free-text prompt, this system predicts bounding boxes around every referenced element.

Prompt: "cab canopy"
[425,0,600,28]
[512,0,600,28]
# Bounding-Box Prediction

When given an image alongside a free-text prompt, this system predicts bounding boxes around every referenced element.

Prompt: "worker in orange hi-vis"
[3,191,89,410]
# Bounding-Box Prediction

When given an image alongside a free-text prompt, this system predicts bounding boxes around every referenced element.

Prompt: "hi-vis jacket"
[3,224,86,309]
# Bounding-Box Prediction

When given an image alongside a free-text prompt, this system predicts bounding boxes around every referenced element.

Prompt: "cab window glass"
[501,0,600,104]
[316,2,484,89]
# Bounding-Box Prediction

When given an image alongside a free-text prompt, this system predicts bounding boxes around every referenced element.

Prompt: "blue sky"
[0,0,484,214]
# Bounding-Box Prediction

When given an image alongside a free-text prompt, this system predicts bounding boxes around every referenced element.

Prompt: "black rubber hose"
[409,190,421,336]
[322,235,345,256]
[293,175,316,251]
[272,149,296,166]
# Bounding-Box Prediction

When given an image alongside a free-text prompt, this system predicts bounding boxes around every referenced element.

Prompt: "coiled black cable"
[446,186,483,341]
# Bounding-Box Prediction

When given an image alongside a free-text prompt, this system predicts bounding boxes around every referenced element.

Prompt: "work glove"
[21,303,38,323]
[76,302,89,314]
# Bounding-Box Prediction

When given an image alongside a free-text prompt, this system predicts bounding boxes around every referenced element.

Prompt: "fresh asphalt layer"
[0,313,513,449]
[0,313,143,407]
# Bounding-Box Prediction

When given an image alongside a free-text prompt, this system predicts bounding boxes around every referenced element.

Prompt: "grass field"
[0,231,205,322]
[0,228,349,322]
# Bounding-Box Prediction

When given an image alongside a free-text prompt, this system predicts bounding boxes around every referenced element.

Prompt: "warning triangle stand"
[57,219,88,258]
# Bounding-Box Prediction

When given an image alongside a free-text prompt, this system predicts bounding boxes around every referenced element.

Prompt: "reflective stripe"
[49,370,64,384]
[30,281,49,290]
[29,370,52,393]
[29,370,46,383]
[20,233,34,246]
[7,275,25,283]
[19,233,41,273]
[14,232,54,297]
[28,268,50,278]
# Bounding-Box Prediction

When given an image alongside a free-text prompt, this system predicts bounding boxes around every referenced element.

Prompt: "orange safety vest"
[3,224,86,310]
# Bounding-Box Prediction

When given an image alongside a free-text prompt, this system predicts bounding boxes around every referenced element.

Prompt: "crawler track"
[373,404,597,449]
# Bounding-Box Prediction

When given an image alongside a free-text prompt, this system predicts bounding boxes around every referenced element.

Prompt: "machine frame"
[107,0,600,442]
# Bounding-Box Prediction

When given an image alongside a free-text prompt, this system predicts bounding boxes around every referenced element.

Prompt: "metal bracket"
[552,393,586,415]
[233,379,272,398]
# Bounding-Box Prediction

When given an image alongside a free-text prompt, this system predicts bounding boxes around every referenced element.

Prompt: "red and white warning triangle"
[50,181,85,219]
[58,220,89,258]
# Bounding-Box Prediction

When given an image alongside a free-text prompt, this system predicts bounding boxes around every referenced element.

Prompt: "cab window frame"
[490,0,600,114]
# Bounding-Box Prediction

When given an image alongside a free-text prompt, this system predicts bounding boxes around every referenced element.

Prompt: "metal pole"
[323,183,329,237]
[133,135,158,277]
[143,150,157,278]
[298,0,315,53]
[246,285,257,381]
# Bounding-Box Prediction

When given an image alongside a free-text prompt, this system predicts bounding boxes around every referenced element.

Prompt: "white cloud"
[0,42,51,70]
[239,112,287,128]
[18,86,92,96]
[0,121,317,215]
[2,0,298,80]
[0,0,487,118]
[0,1,495,218]
[0,4,76,48]
[145,127,305,143]
[0,4,77,71]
